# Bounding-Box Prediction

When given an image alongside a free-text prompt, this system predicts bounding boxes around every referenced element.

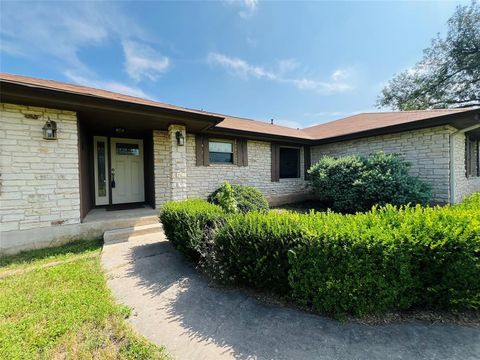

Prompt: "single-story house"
[1,73,479,254]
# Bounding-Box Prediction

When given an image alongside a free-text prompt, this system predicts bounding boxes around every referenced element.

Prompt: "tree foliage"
[378,1,480,110]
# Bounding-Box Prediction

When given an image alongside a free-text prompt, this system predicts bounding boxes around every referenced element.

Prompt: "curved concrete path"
[102,231,480,360]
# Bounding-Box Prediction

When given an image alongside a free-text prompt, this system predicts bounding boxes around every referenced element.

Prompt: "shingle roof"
[302,109,475,140]
[1,73,477,141]
[0,72,222,119]
[212,115,313,139]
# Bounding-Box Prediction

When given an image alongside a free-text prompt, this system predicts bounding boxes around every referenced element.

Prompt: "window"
[116,143,139,156]
[209,139,234,163]
[97,141,107,197]
[465,135,479,177]
[279,147,300,178]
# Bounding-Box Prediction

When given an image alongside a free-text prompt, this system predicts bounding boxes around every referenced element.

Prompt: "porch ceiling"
[79,107,214,134]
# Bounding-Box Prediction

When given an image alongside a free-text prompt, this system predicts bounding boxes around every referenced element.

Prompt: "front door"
[110,138,145,204]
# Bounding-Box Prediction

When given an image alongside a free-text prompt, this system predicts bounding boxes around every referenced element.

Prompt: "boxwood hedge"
[160,194,480,317]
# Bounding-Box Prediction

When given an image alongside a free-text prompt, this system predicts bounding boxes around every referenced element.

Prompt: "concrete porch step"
[103,223,163,244]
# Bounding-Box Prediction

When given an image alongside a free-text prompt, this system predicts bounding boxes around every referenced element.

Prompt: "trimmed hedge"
[160,199,225,261]
[213,211,306,293]
[208,183,269,213]
[160,194,480,317]
[288,205,480,316]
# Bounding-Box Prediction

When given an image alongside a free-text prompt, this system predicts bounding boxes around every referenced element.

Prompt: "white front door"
[111,138,145,204]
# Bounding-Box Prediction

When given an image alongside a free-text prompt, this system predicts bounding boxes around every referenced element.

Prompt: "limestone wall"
[0,103,80,232]
[186,134,307,203]
[311,126,455,203]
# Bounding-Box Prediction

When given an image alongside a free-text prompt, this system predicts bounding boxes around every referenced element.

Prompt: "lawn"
[0,240,169,360]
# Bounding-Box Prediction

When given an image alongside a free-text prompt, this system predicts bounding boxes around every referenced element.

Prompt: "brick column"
[168,124,187,201]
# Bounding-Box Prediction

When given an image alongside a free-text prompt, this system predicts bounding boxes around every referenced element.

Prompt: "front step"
[103,223,163,244]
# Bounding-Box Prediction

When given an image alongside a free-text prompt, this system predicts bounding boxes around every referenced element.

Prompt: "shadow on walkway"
[105,236,480,360]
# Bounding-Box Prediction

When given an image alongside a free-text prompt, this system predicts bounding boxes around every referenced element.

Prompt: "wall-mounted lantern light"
[42,118,57,140]
[175,131,185,146]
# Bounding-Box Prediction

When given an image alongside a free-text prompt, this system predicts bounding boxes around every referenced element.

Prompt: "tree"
[378,1,480,110]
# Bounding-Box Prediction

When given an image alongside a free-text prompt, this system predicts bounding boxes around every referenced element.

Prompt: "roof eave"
[310,109,480,145]
[0,80,225,125]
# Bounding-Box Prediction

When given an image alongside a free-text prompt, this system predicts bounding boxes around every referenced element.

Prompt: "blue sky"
[0,1,466,128]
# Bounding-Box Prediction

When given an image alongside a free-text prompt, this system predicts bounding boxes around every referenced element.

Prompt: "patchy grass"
[0,240,169,360]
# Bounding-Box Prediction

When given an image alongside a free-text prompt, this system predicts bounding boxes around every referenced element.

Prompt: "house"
[1,73,479,254]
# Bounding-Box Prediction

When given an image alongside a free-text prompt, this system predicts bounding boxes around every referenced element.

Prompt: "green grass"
[0,240,169,360]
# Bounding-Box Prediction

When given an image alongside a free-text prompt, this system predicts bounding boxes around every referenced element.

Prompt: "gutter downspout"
[449,121,480,204]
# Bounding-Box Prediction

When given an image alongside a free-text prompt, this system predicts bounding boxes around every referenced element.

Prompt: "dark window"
[209,140,234,163]
[465,135,479,177]
[280,147,300,178]
[116,143,139,156]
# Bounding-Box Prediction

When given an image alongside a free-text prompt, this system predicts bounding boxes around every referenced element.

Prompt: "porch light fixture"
[176,131,185,146]
[42,118,57,140]
[115,127,126,134]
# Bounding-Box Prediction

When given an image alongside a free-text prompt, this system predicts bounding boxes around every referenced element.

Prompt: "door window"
[116,143,140,156]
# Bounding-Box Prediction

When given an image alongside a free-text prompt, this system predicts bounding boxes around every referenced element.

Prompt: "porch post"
[168,124,188,201]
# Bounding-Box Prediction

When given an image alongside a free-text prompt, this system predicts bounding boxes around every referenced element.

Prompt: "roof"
[212,115,313,139]
[0,72,223,120]
[1,73,478,142]
[302,109,477,140]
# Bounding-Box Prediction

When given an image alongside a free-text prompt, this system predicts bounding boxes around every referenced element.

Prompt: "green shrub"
[308,152,431,212]
[160,193,480,317]
[213,211,306,293]
[160,199,225,261]
[288,203,480,316]
[208,182,269,213]
[212,181,238,213]
[455,192,480,210]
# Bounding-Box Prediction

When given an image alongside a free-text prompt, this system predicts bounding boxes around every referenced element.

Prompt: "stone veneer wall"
[153,130,171,208]
[186,134,307,203]
[168,125,188,201]
[311,125,455,203]
[453,131,480,203]
[0,103,80,232]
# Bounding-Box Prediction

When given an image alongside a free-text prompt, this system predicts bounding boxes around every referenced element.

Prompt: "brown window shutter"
[242,139,248,166]
[477,140,480,177]
[195,135,204,166]
[304,145,311,180]
[466,137,471,177]
[203,136,210,166]
[237,138,248,167]
[271,143,280,182]
[470,139,477,176]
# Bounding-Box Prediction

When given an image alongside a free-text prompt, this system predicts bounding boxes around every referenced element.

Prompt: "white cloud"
[123,41,169,81]
[208,52,354,95]
[0,2,146,74]
[239,0,258,18]
[0,1,169,90]
[289,77,353,94]
[224,0,258,18]
[277,59,300,75]
[207,52,276,80]
[331,68,352,81]
[64,71,151,99]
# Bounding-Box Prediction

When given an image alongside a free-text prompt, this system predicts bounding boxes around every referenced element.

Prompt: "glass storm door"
[94,136,109,205]
[110,138,145,204]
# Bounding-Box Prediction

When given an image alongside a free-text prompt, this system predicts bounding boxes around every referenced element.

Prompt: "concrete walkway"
[102,231,480,360]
